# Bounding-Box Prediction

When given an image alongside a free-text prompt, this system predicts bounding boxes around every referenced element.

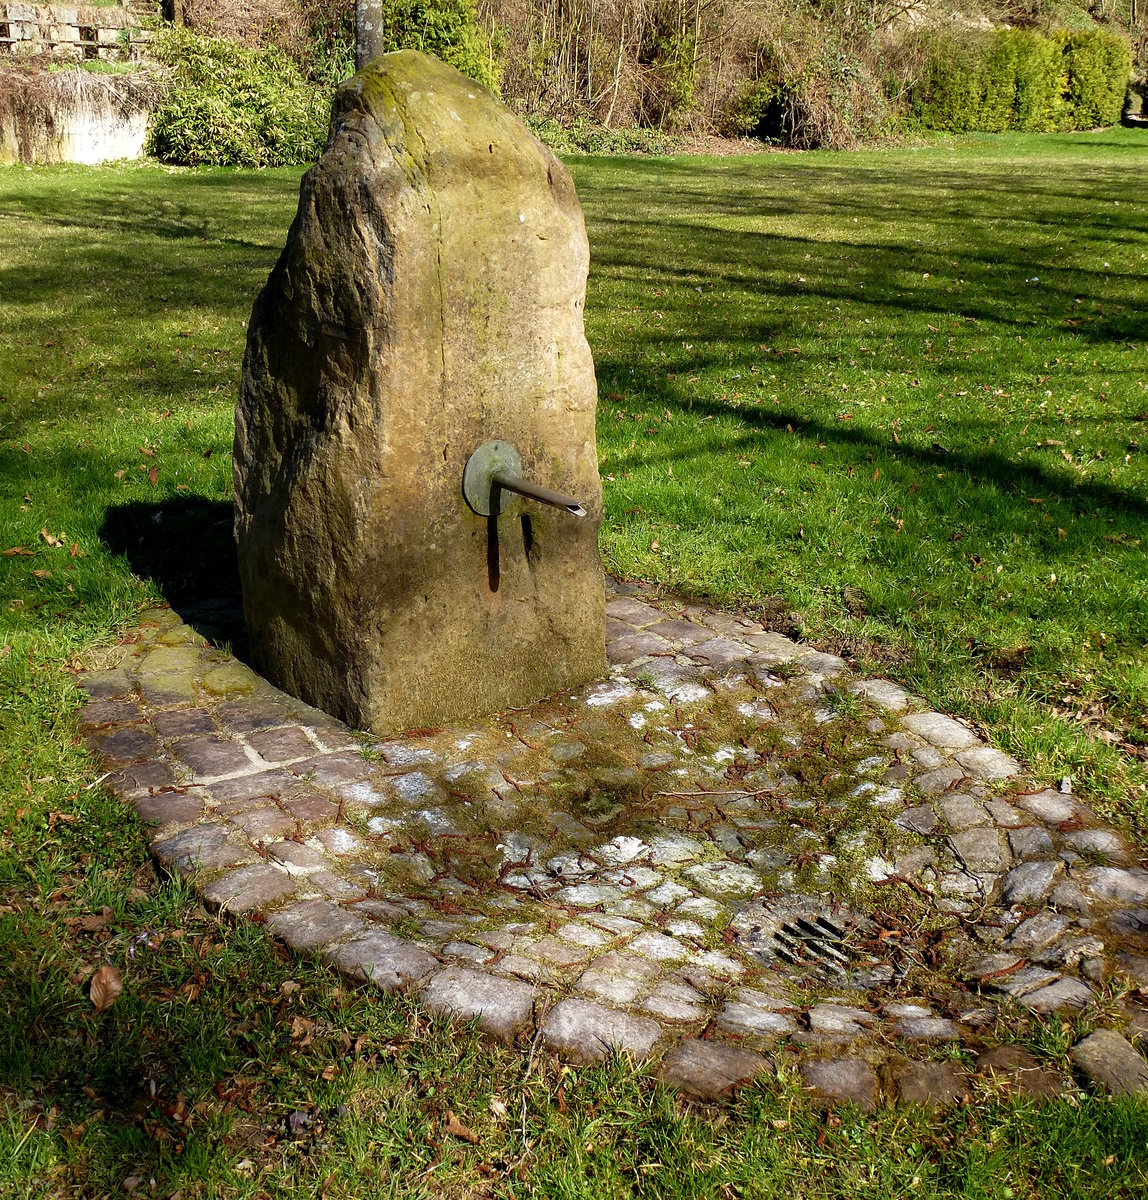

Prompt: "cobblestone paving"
[78,580,1148,1105]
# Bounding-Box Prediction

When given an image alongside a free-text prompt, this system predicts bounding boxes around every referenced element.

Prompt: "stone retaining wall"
[0,2,157,61]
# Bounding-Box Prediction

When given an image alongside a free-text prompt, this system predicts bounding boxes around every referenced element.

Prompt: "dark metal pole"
[491,473,587,518]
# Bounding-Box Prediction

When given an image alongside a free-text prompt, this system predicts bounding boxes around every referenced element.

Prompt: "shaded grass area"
[1,134,1148,1195]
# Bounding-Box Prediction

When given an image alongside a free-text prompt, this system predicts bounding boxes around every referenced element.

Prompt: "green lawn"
[2,131,1147,1197]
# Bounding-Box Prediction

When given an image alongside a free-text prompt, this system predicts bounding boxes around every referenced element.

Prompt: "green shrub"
[1010,30,1062,131]
[723,32,889,149]
[378,0,500,93]
[912,36,986,133]
[909,26,1132,135]
[1054,28,1132,129]
[147,27,329,167]
[980,31,1019,132]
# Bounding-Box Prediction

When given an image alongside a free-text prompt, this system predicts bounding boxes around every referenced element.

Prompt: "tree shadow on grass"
[100,498,248,658]
[575,149,1148,349]
[598,354,1148,523]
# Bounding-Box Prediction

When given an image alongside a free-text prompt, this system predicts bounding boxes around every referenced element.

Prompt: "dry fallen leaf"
[78,906,115,933]
[89,963,122,1013]
[320,1064,337,1082]
[445,1110,479,1144]
[3,546,34,557]
[147,467,158,487]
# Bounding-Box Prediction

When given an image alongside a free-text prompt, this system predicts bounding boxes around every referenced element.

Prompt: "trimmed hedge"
[1056,28,1132,130]
[911,27,1131,134]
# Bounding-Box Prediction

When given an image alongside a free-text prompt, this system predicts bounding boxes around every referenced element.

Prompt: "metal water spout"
[463,440,587,518]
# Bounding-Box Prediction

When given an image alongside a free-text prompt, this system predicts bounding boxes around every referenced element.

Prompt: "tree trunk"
[356,1,386,71]
[604,17,626,127]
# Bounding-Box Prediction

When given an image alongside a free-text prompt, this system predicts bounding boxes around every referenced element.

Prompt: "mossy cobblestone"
[77,577,1148,1104]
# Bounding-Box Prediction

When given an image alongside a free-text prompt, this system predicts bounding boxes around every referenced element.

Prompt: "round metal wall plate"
[462,439,523,516]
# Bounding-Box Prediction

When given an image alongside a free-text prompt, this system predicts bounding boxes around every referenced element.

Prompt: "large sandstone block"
[235,50,605,735]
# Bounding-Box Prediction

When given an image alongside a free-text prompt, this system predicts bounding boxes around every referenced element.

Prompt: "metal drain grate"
[731,896,883,982]
[771,914,852,976]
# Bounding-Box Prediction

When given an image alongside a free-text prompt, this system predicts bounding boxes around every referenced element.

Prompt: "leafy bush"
[146,27,330,167]
[1010,30,1062,131]
[911,37,984,134]
[1054,28,1132,129]
[145,3,502,167]
[909,27,1132,135]
[725,77,781,139]
[377,0,500,93]
[979,31,1021,132]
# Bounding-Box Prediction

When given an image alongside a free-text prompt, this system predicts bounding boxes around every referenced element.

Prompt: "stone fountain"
[234,50,605,735]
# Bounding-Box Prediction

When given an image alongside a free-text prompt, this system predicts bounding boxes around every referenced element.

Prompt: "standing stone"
[235,51,605,736]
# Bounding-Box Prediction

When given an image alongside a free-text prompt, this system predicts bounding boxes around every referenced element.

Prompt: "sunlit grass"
[2,131,1148,1196]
